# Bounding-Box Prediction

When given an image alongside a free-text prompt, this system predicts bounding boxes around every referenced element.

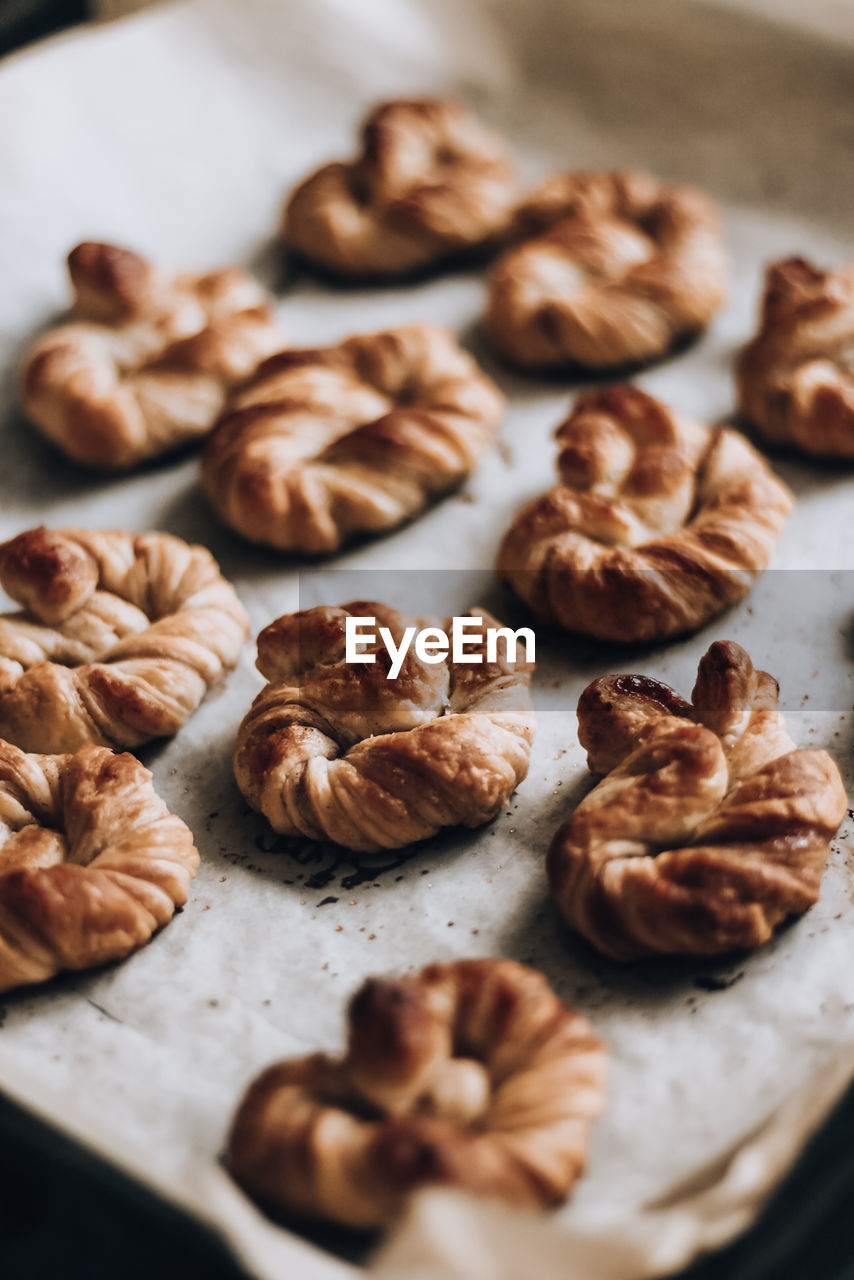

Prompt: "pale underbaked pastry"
[233,602,534,852]
[201,325,504,553]
[497,386,793,642]
[229,958,607,1228]
[736,256,854,457]
[486,171,727,370]
[0,527,249,753]
[283,98,516,278]
[548,641,847,960]
[0,741,199,991]
[22,242,283,469]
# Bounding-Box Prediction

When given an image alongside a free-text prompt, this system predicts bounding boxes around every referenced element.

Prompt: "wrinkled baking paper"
[1,1,853,1277]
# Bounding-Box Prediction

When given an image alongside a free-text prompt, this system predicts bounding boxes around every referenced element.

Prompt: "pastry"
[282,98,515,278]
[201,325,504,553]
[486,171,727,370]
[233,602,534,852]
[22,242,283,468]
[736,256,854,457]
[548,641,847,960]
[497,386,792,642]
[229,958,607,1227]
[0,527,249,753]
[0,741,199,991]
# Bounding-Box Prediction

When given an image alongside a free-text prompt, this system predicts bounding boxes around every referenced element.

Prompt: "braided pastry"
[233,602,534,852]
[283,99,515,278]
[548,642,847,960]
[497,387,792,643]
[0,741,199,992]
[21,242,283,468]
[201,325,504,553]
[229,958,606,1228]
[0,527,249,753]
[736,256,854,457]
[486,171,727,370]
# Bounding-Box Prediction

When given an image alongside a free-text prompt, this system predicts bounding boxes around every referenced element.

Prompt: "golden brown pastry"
[282,99,515,278]
[736,256,854,457]
[229,958,607,1228]
[0,527,249,753]
[233,602,534,852]
[548,641,847,960]
[486,171,727,370]
[0,741,199,991]
[201,325,504,553]
[497,387,792,642]
[21,242,283,469]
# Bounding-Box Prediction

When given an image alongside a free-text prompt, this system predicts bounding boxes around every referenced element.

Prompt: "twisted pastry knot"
[233,602,535,853]
[0,741,199,991]
[486,170,727,370]
[201,325,504,553]
[736,256,854,457]
[548,642,847,961]
[497,387,792,642]
[283,98,516,278]
[229,958,607,1228]
[0,527,249,753]
[21,242,283,468]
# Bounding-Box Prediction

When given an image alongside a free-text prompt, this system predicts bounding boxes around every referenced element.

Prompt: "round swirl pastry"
[736,256,854,457]
[229,958,607,1228]
[233,602,534,852]
[282,98,516,278]
[201,325,504,553]
[21,242,283,469]
[548,641,847,960]
[486,171,727,370]
[0,527,249,753]
[0,741,199,991]
[497,387,793,642]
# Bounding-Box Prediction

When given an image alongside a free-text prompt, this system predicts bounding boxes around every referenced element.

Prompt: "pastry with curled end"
[229,957,607,1228]
[201,325,504,553]
[736,256,854,457]
[548,641,847,961]
[497,386,792,643]
[283,98,516,278]
[0,527,249,753]
[21,242,283,469]
[0,741,199,992]
[233,602,534,852]
[486,171,727,370]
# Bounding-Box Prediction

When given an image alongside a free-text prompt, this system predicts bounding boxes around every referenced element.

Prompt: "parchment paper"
[1,1,854,1277]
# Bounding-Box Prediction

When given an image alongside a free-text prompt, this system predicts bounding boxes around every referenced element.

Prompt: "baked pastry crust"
[548,641,847,960]
[21,242,283,469]
[0,527,249,753]
[282,98,515,278]
[201,325,504,553]
[736,256,854,457]
[486,171,727,370]
[229,958,606,1228]
[233,602,534,852]
[496,387,792,642]
[0,741,199,991]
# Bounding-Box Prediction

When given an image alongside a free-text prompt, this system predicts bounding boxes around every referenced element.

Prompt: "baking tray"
[1,1,854,1276]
